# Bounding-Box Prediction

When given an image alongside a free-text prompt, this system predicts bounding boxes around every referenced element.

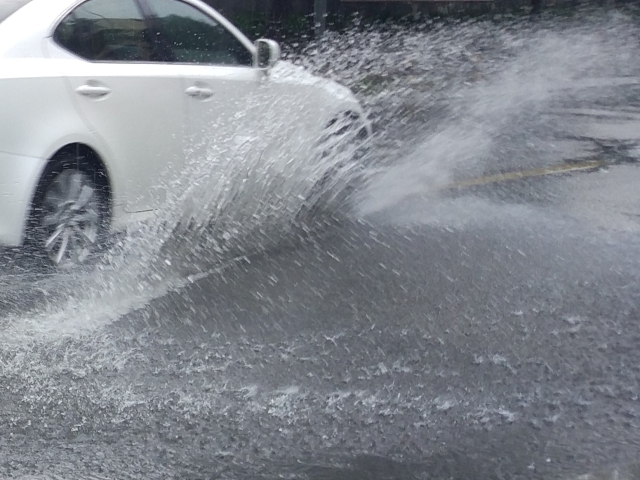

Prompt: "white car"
[0,0,369,266]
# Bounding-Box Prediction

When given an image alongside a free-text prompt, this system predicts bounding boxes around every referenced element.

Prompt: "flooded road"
[5,166,640,479]
[2,9,640,480]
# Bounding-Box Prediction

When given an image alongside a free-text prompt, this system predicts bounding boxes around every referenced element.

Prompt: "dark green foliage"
[229,11,270,40]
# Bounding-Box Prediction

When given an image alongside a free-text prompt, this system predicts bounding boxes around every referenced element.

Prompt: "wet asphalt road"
[3,16,640,479]
[2,162,640,479]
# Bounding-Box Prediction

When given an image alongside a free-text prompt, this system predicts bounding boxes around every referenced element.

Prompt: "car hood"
[271,60,359,104]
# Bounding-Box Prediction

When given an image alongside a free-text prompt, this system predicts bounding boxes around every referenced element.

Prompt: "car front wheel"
[297,113,370,225]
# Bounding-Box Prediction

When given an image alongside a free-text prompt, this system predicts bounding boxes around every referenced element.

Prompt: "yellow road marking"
[445,160,606,190]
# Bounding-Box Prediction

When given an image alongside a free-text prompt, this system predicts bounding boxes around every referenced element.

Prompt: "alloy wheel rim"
[41,170,101,267]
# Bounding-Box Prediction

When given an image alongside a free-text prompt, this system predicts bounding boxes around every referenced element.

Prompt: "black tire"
[26,155,111,268]
[296,112,370,227]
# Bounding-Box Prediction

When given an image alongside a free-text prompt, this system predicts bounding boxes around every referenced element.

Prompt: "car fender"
[269,61,369,132]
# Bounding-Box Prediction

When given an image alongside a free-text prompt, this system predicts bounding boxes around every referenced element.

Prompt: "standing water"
[1,8,640,479]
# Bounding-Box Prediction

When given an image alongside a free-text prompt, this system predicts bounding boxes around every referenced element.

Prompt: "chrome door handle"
[76,84,111,98]
[185,86,214,99]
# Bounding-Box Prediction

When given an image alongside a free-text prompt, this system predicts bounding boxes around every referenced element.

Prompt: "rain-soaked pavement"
[3,9,640,480]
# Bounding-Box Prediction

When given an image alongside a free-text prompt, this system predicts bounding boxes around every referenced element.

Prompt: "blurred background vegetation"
[203,0,636,41]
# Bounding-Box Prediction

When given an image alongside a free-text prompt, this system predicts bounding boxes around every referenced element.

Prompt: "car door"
[142,0,261,164]
[50,0,186,214]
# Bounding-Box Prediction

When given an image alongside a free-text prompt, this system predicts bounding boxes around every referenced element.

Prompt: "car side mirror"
[256,39,280,70]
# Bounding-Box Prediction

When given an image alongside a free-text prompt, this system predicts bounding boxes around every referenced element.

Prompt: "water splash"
[0,82,366,341]
[1,11,640,479]
[1,10,639,342]
[292,11,640,220]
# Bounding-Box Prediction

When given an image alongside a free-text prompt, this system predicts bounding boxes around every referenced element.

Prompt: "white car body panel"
[181,64,261,149]
[0,0,369,249]
[54,57,187,213]
[0,0,68,58]
[0,152,42,245]
[0,58,95,246]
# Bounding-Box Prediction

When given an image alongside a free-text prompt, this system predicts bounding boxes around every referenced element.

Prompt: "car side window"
[146,0,253,67]
[54,0,152,62]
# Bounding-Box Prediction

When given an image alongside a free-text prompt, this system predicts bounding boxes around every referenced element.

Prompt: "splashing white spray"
[1,11,639,341]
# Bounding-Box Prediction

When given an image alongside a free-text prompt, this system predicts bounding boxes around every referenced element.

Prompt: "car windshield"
[0,0,32,23]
